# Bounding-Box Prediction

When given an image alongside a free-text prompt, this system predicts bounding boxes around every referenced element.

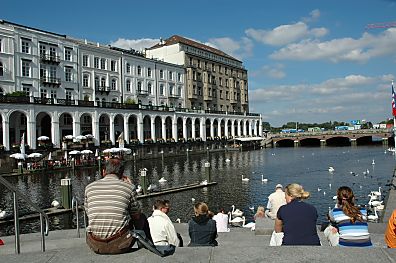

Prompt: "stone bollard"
[140,168,148,195]
[204,162,211,182]
[61,178,72,209]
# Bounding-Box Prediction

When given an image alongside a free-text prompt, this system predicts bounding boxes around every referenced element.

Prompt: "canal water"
[1,145,395,236]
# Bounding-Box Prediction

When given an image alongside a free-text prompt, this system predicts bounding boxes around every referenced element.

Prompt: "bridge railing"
[270,129,391,138]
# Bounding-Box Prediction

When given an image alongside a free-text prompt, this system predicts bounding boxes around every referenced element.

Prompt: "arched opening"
[154,116,162,140]
[206,119,211,139]
[80,113,93,136]
[220,119,225,137]
[177,117,183,140]
[9,111,28,149]
[128,115,138,141]
[213,119,219,138]
[165,117,173,140]
[143,115,151,140]
[98,114,110,144]
[186,118,192,139]
[194,118,201,139]
[114,114,124,142]
[59,112,73,138]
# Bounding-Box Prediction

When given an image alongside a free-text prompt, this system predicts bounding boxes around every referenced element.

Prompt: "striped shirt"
[84,174,140,239]
[330,207,372,247]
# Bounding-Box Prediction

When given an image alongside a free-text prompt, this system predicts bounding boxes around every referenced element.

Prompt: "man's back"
[85,174,139,239]
[267,189,286,219]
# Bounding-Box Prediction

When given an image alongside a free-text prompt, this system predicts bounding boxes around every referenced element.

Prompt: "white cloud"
[302,9,321,23]
[251,64,286,79]
[245,22,328,46]
[207,37,253,59]
[270,28,396,62]
[110,38,159,52]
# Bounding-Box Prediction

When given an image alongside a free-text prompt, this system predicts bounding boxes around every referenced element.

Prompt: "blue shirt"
[277,199,320,246]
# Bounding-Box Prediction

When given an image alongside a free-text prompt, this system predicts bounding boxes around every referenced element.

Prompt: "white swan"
[372,159,375,165]
[367,208,378,221]
[200,180,208,185]
[176,218,181,223]
[328,167,335,172]
[368,192,379,201]
[317,187,322,192]
[231,205,244,217]
[372,187,381,197]
[147,184,157,191]
[332,195,337,200]
[368,199,383,207]
[0,209,6,219]
[158,177,167,183]
[51,200,60,208]
[329,183,332,189]
[225,158,231,163]
[228,212,245,225]
[136,185,142,194]
[261,175,268,182]
[191,197,196,203]
[241,175,249,182]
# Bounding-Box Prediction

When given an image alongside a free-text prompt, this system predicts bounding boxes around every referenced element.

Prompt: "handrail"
[0,174,50,254]
[71,196,80,238]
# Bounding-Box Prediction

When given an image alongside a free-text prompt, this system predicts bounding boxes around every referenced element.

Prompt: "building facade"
[0,20,261,151]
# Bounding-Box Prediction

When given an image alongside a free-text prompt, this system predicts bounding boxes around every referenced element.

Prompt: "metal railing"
[0,175,50,254]
[71,196,86,238]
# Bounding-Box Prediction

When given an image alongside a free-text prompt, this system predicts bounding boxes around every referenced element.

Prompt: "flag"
[20,133,25,155]
[393,82,396,116]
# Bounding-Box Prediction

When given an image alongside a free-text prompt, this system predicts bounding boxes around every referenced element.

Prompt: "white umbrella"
[103,148,120,154]
[119,148,132,154]
[10,153,27,160]
[69,150,81,155]
[81,149,93,155]
[64,135,74,140]
[85,134,94,139]
[37,136,50,141]
[75,135,87,141]
[28,152,42,158]
[95,149,99,157]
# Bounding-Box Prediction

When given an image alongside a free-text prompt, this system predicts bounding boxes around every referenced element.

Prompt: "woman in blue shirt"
[275,183,320,246]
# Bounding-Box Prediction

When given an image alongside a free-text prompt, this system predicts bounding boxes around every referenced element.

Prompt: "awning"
[234,137,263,142]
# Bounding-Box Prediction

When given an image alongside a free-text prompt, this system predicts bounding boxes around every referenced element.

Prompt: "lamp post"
[160,150,164,162]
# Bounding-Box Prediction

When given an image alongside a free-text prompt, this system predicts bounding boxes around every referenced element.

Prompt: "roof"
[148,35,241,62]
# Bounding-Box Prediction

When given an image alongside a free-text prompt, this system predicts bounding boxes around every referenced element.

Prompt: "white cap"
[275,184,283,189]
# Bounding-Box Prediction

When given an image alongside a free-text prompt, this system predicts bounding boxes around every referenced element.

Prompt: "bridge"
[267,129,393,147]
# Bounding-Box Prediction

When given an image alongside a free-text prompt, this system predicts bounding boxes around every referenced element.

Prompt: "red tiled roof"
[148,35,240,62]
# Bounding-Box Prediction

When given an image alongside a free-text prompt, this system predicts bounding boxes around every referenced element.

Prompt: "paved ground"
[1,173,396,262]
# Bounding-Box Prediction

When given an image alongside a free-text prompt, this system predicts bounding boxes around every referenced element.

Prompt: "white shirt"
[148,210,179,246]
[213,212,230,232]
[266,189,286,219]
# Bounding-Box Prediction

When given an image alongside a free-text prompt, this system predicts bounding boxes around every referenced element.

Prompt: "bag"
[323,225,339,246]
[269,231,284,246]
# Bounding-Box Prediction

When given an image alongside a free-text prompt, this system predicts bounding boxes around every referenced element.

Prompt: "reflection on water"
[0,145,395,236]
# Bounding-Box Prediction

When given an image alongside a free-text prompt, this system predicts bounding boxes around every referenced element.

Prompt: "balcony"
[168,93,180,99]
[40,54,60,64]
[137,89,149,96]
[95,87,110,95]
[34,97,54,104]
[40,77,61,87]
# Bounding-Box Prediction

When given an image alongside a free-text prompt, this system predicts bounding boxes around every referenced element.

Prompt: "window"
[160,84,164,95]
[147,68,152,77]
[0,39,2,52]
[49,47,56,59]
[94,57,99,68]
[95,77,99,88]
[50,66,56,79]
[40,45,46,57]
[111,60,116,71]
[147,83,152,94]
[137,81,142,92]
[83,116,91,124]
[21,40,30,53]
[126,79,131,91]
[83,75,89,87]
[50,90,57,99]
[126,63,131,74]
[169,71,173,80]
[178,86,182,96]
[177,73,182,82]
[159,69,164,79]
[111,79,116,90]
[83,55,88,67]
[41,89,47,98]
[22,84,31,95]
[63,115,72,125]
[65,48,72,61]
[0,62,3,76]
[66,90,72,100]
[65,67,72,82]
[100,58,106,69]
[22,60,31,77]
[101,77,106,88]
[169,85,174,95]
[137,66,141,76]
[0,87,3,96]
[40,66,47,78]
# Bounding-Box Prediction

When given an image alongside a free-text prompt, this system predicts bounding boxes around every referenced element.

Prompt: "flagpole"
[393,80,396,150]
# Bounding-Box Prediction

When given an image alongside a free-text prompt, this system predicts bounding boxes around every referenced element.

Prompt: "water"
[0,146,394,236]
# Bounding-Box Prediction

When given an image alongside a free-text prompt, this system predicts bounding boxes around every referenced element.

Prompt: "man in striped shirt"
[85,158,149,254]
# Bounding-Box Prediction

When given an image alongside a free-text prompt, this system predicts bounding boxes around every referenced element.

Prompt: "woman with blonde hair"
[188,202,218,246]
[328,186,372,247]
[275,183,320,245]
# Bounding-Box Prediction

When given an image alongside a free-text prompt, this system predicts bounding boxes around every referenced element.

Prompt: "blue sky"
[3,0,396,126]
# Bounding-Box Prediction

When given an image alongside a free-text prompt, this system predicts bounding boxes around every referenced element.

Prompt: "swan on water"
[261,175,268,182]
[241,175,249,182]
[329,183,332,189]
[367,207,378,221]
[51,200,60,208]
[225,158,231,163]
[249,206,255,211]
[148,184,157,191]
[372,159,375,165]
[159,177,167,183]
[176,218,181,223]
[372,187,381,197]
[191,197,196,203]
[317,187,322,192]
[228,212,245,225]
[328,167,335,172]
[0,209,6,219]
[231,205,244,217]
[200,180,208,185]
[369,199,383,207]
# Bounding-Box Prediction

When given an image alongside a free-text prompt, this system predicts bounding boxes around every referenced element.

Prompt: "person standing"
[147,200,179,255]
[275,183,320,246]
[385,209,396,248]
[265,184,286,219]
[188,202,218,246]
[85,158,150,254]
[328,186,372,247]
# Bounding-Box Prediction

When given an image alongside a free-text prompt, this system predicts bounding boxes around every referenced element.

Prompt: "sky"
[3,0,396,126]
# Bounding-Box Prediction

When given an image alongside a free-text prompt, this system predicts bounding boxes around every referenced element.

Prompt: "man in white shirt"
[148,200,179,255]
[265,184,286,219]
[213,208,230,232]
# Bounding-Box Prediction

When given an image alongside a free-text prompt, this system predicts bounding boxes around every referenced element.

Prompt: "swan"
[249,206,255,211]
[369,199,383,207]
[225,158,231,163]
[317,187,322,192]
[136,185,142,194]
[51,200,60,208]
[241,175,249,182]
[376,204,385,210]
[261,175,268,182]
[243,221,256,230]
[0,209,6,219]
[191,197,196,203]
[200,180,208,185]
[176,218,181,223]
[367,208,378,221]
[323,191,326,196]
[158,177,167,183]
[372,187,381,197]
[231,205,244,217]
[372,159,375,165]
[332,195,337,200]
[228,212,245,225]
[368,192,379,201]
[147,184,157,191]
[328,167,335,172]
